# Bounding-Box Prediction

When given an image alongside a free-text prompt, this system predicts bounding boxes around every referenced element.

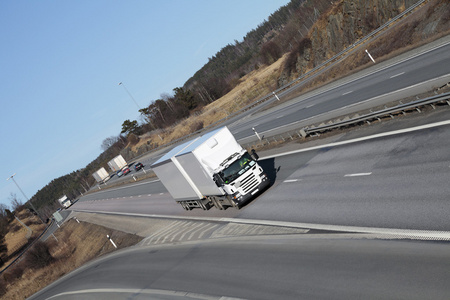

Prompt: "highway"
[29,234,450,300]
[73,113,450,232]
[231,39,450,142]
[33,38,450,299]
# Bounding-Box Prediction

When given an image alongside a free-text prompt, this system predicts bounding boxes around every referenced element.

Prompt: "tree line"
[24,0,333,220]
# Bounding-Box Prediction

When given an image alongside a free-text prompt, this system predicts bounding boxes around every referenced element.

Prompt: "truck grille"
[240,172,259,194]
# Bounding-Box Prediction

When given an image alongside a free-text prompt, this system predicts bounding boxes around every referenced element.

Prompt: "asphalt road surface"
[73,110,450,232]
[29,234,450,300]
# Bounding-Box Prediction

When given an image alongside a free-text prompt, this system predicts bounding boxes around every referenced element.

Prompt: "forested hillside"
[25,0,449,219]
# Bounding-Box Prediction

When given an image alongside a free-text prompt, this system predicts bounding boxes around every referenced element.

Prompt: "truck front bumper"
[235,174,270,207]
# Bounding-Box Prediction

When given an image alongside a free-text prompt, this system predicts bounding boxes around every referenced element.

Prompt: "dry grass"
[266,0,450,107]
[1,219,142,299]
[133,55,287,151]
[131,1,449,154]
[3,213,45,266]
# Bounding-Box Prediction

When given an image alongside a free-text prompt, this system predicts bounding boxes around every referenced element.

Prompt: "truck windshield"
[220,153,256,184]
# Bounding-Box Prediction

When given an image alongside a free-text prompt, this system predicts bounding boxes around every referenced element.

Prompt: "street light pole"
[118,82,141,110]
[7,173,44,224]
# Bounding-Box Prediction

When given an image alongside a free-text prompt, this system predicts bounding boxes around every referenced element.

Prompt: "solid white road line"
[73,209,450,241]
[261,119,450,160]
[47,288,245,300]
[342,90,353,95]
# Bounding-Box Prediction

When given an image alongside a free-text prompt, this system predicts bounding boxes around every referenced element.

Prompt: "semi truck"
[92,167,110,183]
[151,126,269,210]
[108,155,128,172]
[57,195,72,208]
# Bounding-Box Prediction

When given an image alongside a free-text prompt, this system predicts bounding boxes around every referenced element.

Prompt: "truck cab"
[214,150,269,208]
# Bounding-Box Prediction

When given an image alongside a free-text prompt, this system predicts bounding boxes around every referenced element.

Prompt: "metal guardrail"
[129,0,427,161]
[271,0,427,97]
[241,91,450,148]
[303,92,450,137]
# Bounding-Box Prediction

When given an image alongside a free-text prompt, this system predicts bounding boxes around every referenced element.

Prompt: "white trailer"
[108,155,128,172]
[151,126,269,210]
[93,167,110,183]
[57,195,72,208]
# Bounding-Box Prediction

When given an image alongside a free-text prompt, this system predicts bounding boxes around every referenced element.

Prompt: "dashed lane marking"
[284,179,301,183]
[390,72,405,78]
[344,172,372,177]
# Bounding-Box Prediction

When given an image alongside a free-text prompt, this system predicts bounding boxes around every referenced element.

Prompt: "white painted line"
[47,288,242,300]
[390,72,405,78]
[238,74,450,144]
[276,115,285,119]
[73,209,450,241]
[159,193,164,195]
[342,90,353,95]
[90,179,160,194]
[284,179,301,183]
[261,119,450,160]
[344,172,372,177]
[306,104,315,108]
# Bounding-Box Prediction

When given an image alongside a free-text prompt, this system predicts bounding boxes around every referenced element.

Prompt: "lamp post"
[118,82,141,110]
[7,173,44,224]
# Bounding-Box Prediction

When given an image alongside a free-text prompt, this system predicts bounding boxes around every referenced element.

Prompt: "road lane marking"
[261,119,450,160]
[284,179,301,183]
[390,72,405,78]
[342,90,353,95]
[344,172,372,177]
[239,74,450,145]
[276,115,285,119]
[73,209,450,241]
[306,104,315,108]
[46,288,245,300]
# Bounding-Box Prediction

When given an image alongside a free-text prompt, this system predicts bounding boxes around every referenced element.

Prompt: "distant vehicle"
[135,162,144,171]
[152,126,269,211]
[122,167,131,175]
[57,195,72,208]
[108,155,128,172]
[93,167,110,183]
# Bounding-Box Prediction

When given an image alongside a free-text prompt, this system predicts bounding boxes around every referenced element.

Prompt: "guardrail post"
[107,234,118,249]
[365,49,376,63]
[272,91,280,101]
[252,128,262,141]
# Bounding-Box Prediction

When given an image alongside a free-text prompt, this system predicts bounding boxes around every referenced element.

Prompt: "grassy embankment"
[1,211,141,299]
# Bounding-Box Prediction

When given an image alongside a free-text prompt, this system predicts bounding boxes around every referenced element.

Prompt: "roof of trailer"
[152,127,224,166]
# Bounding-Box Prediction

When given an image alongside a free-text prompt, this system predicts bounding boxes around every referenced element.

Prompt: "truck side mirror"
[250,149,259,161]
[213,173,224,187]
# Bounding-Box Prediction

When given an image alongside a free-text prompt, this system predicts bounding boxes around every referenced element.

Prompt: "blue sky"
[0,0,290,208]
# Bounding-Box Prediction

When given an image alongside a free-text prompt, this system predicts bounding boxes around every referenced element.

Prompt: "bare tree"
[9,193,23,212]
[101,136,120,151]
